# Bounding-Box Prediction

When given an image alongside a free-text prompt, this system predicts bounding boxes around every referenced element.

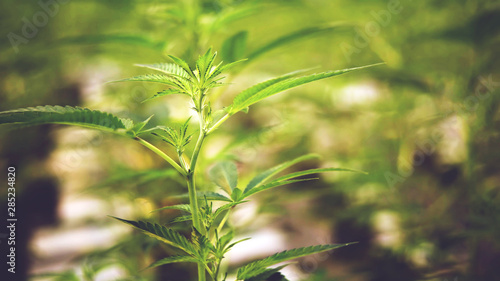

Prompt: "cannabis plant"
[0,49,380,281]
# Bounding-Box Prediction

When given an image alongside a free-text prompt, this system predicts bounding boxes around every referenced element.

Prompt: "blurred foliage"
[1,0,499,281]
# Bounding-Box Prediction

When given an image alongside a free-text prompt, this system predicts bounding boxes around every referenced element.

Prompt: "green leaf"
[221,31,248,62]
[226,68,314,114]
[216,230,234,253]
[230,188,243,201]
[142,89,186,103]
[196,48,217,82]
[144,255,198,270]
[207,58,247,81]
[247,23,353,61]
[244,265,289,281]
[0,105,133,135]
[128,115,154,136]
[168,55,195,77]
[245,154,319,193]
[111,74,181,88]
[237,244,354,279]
[209,161,239,192]
[110,216,198,258]
[229,63,384,114]
[169,215,193,224]
[212,201,246,222]
[191,228,213,260]
[224,237,251,255]
[151,118,193,153]
[272,167,367,182]
[151,204,191,213]
[243,179,316,199]
[135,63,190,78]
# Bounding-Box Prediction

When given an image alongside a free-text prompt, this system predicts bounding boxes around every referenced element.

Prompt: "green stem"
[187,169,205,281]
[206,113,230,134]
[135,137,187,176]
[197,263,206,281]
[187,174,202,232]
[216,211,230,237]
[214,258,222,281]
[189,109,208,281]
[191,131,206,172]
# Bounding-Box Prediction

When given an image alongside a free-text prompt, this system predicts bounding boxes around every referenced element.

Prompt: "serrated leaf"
[243,178,316,199]
[151,204,191,213]
[244,265,289,281]
[208,59,247,81]
[168,55,195,78]
[221,31,248,62]
[224,237,251,255]
[111,74,181,87]
[144,255,198,270]
[128,115,154,136]
[169,215,193,224]
[0,105,132,135]
[110,216,198,258]
[212,201,246,222]
[200,191,233,202]
[229,63,384,114]
[135,63,190,78]
[142,89,187,103]
[247,23,353,61]
[227,68,315,114]
[191,227,213,260]
[196,48,217,81]
[209,161,238,193]
[245,154,319,194]
[237,244,354,279]
[217,230,234,253]
[272,167,366,183]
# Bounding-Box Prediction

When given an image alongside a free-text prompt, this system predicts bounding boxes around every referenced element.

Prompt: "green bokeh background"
[1,0,499,280]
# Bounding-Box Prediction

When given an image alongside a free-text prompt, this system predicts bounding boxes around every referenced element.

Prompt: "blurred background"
[0,0,499,280]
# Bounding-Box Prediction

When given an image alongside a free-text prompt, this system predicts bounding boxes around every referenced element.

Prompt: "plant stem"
[197,263,206,281]
[216,211,230,237]
[187,174,202,231]
[206,113,230,134]
[135,137,187,176]
[189,104,209,281]
[191,131,206,172]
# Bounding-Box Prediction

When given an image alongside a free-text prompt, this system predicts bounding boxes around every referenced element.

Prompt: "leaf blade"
[135,63,190,78]
[227,68,314,114]
[272,167,367,183]
[209,161,239,192]
[142,89,187,103]
[243,178,316,198]
[110,216,198,258]
[229,63,384,114]
[245,154,319,193]
[151,204,191,213]
[221,31,248,62]
[144,255,198,270]
[0,105,131,135]
[237,244,354,279]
